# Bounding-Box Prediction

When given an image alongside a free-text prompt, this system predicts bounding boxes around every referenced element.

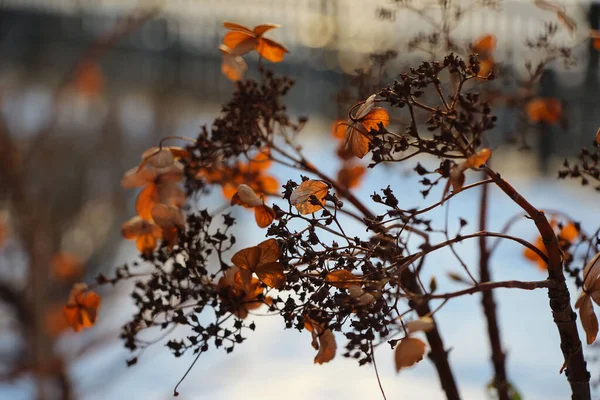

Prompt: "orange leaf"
[314,329,336,364]
[465,148,492,169]
[332,120,347,139]
[523,236,547,270]
[63,284,101,332]
[338,164,366,189]
[394,337,426,371]
[560,222,578,242]
[253,24,280,36]
[257,238,280,264]
[477,58,494,78]
[255,261,285,289]
[231,246,262,272]
[223,30,256,52]
[360,108,389,132]
[223,22,254,35]
[121,216,161,240]
[74,62,104,97]
[576,293,598,344]
[344,124,371,159]
[325,270,360,289]
[526,98,562,124]
[151,204,185,229]
[220,45,248,81]
[136,184,159,221]
[136,233,157,255]
[290,180,329,214]
[257,37,288,62]
[254,205,276,228]
[51,253,83,282]
[473,34,496,53]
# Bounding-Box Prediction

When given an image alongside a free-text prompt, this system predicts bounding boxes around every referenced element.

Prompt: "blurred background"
[0,0,600,399]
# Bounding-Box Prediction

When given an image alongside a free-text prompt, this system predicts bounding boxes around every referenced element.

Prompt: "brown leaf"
[257,37,288,63]
[394,337,427,371]
[575,293,598,345]
[344,123,371,159]
[465,148,492,169]
[472,34,496,53]
[325,270,360,289]
[254,205,276,228]
[257,238,280,264]
[314,329,337,364]
[290,180,329,214]
[231,246,262,272]
[136,184,159,221]
[63,283,102,332]
[338,164,366,189]
[255,261,285,289]
[219,44,248,81]
[360,108,390,132]
[151,204,185,229]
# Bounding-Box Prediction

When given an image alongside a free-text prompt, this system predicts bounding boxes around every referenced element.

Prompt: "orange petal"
[257,37,288,62]
[255,261,285,288]
[136,184,159,221]
[258,175,279,195]
[290,180,329,214]
[223,22,254,34]
[325,270,360,289]
[394,337,426,371]
[223,29,255,46]
[231,246,262,272]
[51,253,83,281]
[332,120,347,139]
[473,34,496,53]
[337,164,366,189]
[560,222,578,242]
[136,233,157,254]
[314,329,337,364]
[465,148,492,169]
[253,24,280,36]
[254,205,276,228]
[576,293,598,344]
[257,238,280,264]
[344,124,371,159]
[360,107,389,131]
[151,204,185,229]
[221,51,248,81]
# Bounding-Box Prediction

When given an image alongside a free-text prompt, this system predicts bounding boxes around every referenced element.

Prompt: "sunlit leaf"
[325,270,360,289]
[257,37,288,63]
[473,34,497,53]
[63,283,101,332]
[360,108,390,132]
[526,98,562,124]
[151,204,185,229]
[394,337,426,372]
[344,124,371,159]
[254,205,276,228]
[51,253,83,282]
[338,164,366,189]
[465,148,492,169]
[290,180,329,214]
[255,261,285,289]
[136,184,159,221]
[575,293,598,344]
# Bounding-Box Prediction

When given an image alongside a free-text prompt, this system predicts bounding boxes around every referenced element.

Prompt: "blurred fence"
[0,0,598,168]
